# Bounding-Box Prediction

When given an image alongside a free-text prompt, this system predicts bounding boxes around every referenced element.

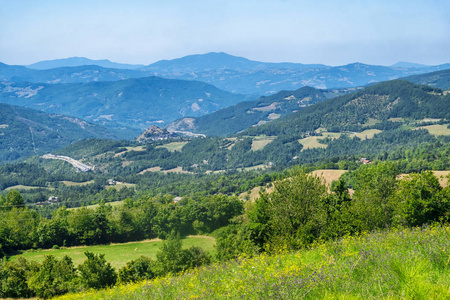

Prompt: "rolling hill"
[168,86,361,136]
[403,69,450,90]
[242,80,450,137]
[0,63,147,84]
[0,77,251,137]
[0,103,116,161]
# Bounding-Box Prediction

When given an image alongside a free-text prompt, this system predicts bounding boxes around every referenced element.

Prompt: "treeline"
[214,163,450,259]
[0,234,210,299]
[0,191,243,256]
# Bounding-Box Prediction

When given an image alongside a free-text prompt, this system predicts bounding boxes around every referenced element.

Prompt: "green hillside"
[168,86,360,136]
[242,80,450,137]
[404,69,450,90]
[0,77,251,136]
[0,103,116,161]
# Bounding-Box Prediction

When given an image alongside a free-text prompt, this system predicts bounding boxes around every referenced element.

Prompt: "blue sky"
[0,0,449,66]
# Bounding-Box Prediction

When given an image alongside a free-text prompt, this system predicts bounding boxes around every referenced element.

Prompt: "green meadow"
[12,236,215,269]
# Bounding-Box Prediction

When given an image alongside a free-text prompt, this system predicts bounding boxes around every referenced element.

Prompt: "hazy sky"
[0,0,449,66]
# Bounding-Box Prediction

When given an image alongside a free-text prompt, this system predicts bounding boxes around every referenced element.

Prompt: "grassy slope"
[55,225,450,299]
[13,236,215,269]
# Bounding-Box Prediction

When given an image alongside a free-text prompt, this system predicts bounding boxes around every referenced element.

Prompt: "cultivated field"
[311,169,348,186]
[61,180,94,186]
[417,124,450,136]
[156,141,188,152]
[13,236,215,269]
[251,135,276,151]
[299,130,382,150]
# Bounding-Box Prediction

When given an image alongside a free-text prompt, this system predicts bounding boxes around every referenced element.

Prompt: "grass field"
[55,225,450,300]
[68,200,124,211]
[5,185,46,191]
[156,142,188,152]
[251,136,276,151]
[60,180,94,186]
[433,171,450,186]
[13,236,215,270]
[105,182,136,190]
[416,124,450,136]
[299,130,382,150]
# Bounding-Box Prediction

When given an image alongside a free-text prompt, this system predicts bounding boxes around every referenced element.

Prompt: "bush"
[78,252,117,289]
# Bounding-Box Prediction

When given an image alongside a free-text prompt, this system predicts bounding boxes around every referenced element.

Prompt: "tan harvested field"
[251,136,276,151]
[434,171,450,186]
[352,129,382,140]
[114,146,146,157]
[61,180,94,186]
[267,113,281,120]
[417,124,450,136]
[156,142,188,152]
[299,132,342,150]
[162,166,191,174]
[299,130,382,150]
[311,169,348,187]
[239,184,274,201]
[138,166,162,174]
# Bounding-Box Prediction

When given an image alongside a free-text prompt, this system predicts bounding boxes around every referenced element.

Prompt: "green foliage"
[78,252,117,290]
[392,171,450,226]
[27,255,78,299]
[118,256,158,284]
[0,256,36,298]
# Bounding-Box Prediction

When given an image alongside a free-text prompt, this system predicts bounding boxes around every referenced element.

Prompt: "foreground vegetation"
[56,225,450,299]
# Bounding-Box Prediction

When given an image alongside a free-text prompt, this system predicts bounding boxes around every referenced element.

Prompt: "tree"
[5,190,24,210]
[78,252,117,289]
[267,168,328,249]
[118,256,158,283]
[27,255,78,299]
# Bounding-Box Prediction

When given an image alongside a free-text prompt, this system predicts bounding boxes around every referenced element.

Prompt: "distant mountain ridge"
[27,57,145,70]
[141,52,328,72]
[8,53,449,95]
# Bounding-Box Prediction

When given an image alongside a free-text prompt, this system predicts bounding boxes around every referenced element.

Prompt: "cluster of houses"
[35,196,60,206]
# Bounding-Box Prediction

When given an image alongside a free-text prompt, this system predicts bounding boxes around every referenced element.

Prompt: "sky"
[0,0,449,66]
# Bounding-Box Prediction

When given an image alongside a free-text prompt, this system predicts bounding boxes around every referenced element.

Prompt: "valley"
[1,52,450,299]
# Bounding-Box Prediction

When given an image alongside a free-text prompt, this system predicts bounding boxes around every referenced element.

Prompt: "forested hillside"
[0,77,251,136]
[168,86,360,136]
[0,103,115,161]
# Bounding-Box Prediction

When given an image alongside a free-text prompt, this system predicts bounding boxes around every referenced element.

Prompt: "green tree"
[27,255,78,299]
[118,256,158,283]
[78,252,117,289]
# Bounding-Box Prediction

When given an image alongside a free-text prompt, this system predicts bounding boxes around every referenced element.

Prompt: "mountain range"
[2,52,448,95]
[0,77,251,136]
